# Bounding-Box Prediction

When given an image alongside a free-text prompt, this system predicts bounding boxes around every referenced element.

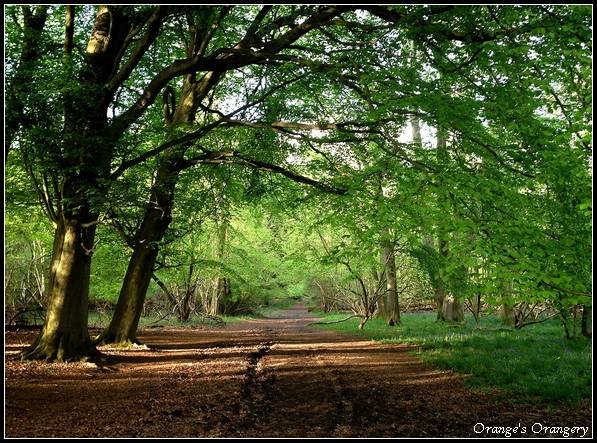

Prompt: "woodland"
[4,4,593,438]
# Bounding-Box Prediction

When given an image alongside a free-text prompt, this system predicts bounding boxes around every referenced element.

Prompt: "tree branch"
[64,6,75,55]
[110,71,309,179]
[179,149,347,196]
[107,6,168,95]
[109,6,349,138]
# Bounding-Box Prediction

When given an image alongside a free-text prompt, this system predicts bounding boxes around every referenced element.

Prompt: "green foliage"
[315,311,592,404]
[4,4,591,342]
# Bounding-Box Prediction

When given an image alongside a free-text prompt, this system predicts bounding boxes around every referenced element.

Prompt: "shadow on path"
[5,303,592,438]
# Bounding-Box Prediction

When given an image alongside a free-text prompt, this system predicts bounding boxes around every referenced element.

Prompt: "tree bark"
[6,6,49,158]
[500,303,515,326]
[442,296,464,322]
[214,214,229,315]
[22,212,98,361]
[179,262,196,322]
[500,281,515,326]
[410,114,422,146]
[358,315,370,330]
[581,305,591,337]
[97,162,177,344]
[434,236,450,321]
[434,124,453,322]
[435,286,446,321]
[380,232,400,326]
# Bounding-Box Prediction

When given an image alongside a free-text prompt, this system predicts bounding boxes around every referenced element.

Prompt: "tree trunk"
[21,216,98,361]
[97,242,160,344]
[214,278,230,315]
[213,215,229,315]
[500,303,515,326]
[435,286,446,321]
[179,262,196,322]
[410,114,422,146]
[581,305,591,337]
[99,61,220,343]
[97,172,175,345]
[380,233,400,326]
[468,293,481,326]
[358,316,369,330]
[374,262,388,319]
[435,235,450,321]
[442,296,464,322]
[500,281,515,326]
[21,6,134,360]
[453,298,464,322]
[6,6,49,158]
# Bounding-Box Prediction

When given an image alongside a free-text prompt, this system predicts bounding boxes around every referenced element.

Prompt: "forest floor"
[5,304,592,438]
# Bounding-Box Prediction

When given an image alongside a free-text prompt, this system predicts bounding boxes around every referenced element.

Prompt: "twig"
[147,311,174,325]
[308,314,362,325]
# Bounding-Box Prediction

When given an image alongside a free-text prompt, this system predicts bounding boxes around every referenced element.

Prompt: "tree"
[7,5,591,361]
[11,5,360,358]
[97,5,397,344]
[379,227,400,326]
[18,5,159,361]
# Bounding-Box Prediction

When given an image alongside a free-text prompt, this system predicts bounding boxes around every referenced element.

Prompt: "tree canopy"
[4,5,592,360]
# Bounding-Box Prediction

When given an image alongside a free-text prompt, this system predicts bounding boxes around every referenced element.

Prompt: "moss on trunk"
[22,219,99,362]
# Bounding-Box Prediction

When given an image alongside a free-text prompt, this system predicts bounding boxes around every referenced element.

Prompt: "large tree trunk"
[97,167,176,344]
[101,245,160,344]
[22,214,98,361]
[97,78,195,345]
[98,159,181,345]
[430,142,466,326]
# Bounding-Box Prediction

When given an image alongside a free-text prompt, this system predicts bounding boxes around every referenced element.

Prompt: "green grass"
[312,311,592,405]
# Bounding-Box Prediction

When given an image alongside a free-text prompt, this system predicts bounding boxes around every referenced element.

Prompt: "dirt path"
[5,304,592,437]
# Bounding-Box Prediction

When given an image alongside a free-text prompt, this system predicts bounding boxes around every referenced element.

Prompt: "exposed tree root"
[21,335,102,363]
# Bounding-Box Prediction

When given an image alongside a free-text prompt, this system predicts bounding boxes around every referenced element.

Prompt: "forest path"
[5,303,591,437]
